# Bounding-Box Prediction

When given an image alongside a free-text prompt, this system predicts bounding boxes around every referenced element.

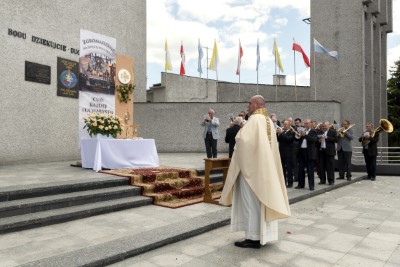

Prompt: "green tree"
[387,58,400,147]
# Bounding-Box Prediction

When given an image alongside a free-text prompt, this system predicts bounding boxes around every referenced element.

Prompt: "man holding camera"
[201,108,220,158]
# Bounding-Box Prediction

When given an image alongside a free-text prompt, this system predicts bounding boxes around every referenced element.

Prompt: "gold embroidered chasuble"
[219,108,291,222]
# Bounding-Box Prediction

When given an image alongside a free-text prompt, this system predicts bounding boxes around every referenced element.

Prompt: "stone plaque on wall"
[25,61,51,85]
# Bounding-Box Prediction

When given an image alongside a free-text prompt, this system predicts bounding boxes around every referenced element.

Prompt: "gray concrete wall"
[311,0,392,145]
[148,73,312,103]
[217,82,312,102]
[160,73,217,102]
[0,0,146,165]
[134,101,341,153]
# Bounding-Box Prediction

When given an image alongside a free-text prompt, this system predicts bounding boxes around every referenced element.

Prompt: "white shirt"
[301,129,310,148]
[321,130,328,149]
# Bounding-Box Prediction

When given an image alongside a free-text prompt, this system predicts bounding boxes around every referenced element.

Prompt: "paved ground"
[109,176,400,267]
[1,154,399,266]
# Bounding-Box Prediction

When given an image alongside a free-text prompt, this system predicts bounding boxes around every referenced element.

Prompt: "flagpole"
[239,74,241,100]
[294,48,298,101]
[257,69,259,95]
[314,50,317,101]
[203,46,209,97]
[256,38,259,94]
[205,47,209,80]
[275,52,278,101]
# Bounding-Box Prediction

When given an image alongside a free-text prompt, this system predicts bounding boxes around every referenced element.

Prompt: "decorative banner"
[79,29,116,140]
[57,57,79,98]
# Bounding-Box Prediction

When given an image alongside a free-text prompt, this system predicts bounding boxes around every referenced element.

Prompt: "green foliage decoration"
[116,83,135,103]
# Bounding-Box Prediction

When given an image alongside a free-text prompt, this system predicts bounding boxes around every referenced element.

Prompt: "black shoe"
[347,178,352,181]
[310,187,314,191]
[295,186,304,189]
[318,182,326,185]
[286,184,293,188]
[329,182,334,185]
[371,177,376,181]
[234,239,261,249]
[337,177,345,180]
[363,176,371,180]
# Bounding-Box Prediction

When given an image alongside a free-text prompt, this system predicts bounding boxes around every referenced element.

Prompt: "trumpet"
[337,124,355,138]
[290,126,301,139]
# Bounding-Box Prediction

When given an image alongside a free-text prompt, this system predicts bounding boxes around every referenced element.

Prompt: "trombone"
[361,119,393,145]
[337,124,355,138]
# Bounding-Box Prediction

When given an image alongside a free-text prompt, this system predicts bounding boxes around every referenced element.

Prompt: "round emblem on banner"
[60,70,78,89]
[118,69,131,84]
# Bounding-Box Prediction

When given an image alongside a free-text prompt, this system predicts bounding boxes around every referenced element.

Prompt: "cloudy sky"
[146,0,400,89]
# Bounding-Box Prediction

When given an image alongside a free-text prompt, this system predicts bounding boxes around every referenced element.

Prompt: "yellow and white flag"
[165,39,172,71]
[273,38,284,73]
[209,39,219,71]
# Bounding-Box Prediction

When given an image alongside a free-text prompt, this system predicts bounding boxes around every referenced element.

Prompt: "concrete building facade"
[311,0,393,145]
[0,0,146,165]
[1,1,393,164]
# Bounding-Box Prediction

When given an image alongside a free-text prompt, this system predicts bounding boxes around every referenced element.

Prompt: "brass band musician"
[337,120,354,180]
[358,123,379,181]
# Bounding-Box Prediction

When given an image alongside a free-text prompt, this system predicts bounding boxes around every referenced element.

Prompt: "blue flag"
[314,38,338,60]
[198,39,204,74]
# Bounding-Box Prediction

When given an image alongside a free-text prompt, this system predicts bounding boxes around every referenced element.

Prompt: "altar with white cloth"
[80,138,159,172]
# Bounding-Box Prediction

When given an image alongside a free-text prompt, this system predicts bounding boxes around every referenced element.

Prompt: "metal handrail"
[352,147,400,164]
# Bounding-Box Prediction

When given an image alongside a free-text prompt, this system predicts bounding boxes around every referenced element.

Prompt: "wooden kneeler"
[203,158,231,204]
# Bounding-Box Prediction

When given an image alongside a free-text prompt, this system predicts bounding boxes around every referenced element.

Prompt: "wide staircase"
[0,168,225,234]
[0,176,152,233]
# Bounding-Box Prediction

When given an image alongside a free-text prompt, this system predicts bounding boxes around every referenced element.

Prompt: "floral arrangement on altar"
[82,113,123,138]
[115,83,135,103]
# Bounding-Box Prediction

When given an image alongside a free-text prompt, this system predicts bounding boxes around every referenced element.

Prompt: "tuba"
[337,124,355,138]
[361,119,393,145]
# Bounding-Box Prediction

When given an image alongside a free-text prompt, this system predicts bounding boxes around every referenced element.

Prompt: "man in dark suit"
[359,123,380,181]
[277,120,295,188]
[225,116,243,158]
[337,120,354,180]
[296,119,317,191]
[317,121,338,185]
[292,118,303,182]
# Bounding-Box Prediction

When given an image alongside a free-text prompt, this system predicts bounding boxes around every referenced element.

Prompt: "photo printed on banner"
[79,29,116,95]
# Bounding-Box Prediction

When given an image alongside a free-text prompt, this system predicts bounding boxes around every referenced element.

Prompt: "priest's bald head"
[248,95,265,115]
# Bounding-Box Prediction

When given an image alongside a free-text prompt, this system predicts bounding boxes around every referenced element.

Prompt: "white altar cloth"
[80,139,159,172]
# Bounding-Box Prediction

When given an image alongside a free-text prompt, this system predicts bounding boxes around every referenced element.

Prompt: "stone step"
[0,177,130,202]
[19,208,232,267]
[0,186,141,218]
[17,174,368,266]
[0,196,152,234]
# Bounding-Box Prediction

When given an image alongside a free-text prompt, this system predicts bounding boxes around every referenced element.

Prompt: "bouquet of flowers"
[82,113,123,138]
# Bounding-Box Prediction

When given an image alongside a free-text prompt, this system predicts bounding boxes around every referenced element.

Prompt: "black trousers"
[363,149,376,179]
[298,148,314,189]
[281,153,293,186]
[205,133,217,158]
[319,149,335,184]
[292,142,299,181]
[338,149,352,178]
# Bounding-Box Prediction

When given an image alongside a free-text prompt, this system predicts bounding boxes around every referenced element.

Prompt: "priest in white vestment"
[219,95,291,248]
